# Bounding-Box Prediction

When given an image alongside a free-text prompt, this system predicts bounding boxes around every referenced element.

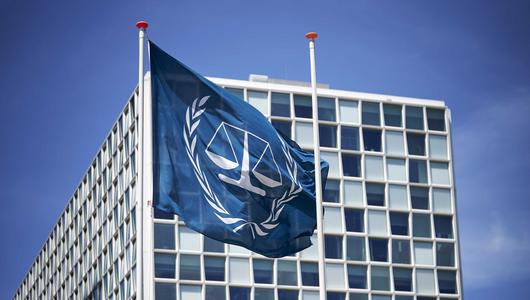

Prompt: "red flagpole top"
[305,32,318,41]
[136,21,149,29]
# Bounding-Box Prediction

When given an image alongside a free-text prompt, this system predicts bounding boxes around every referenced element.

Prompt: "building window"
[427,108,446,131]
[179,254,200,280]
[431,162,450,185]
[253,259,273,284]
[203,236,224,253]
[324,207,343,234]
[154,253,175,278]
[225,87,244,99]
[255,288,274,300]
[392,239,411,264]
[371,266,390,291]
[154,223,175,250]
[325,235,343,259]
[204,256,225,281]
[179,226,201,251]
[180,285,201,300]
[272,120,292,139]
[319,124,337,148]
[414,242,434,265]
[368,210,388,236]
[347,236,366,261]
[301,262,319,286]
[369,238,388,262]
[154,208,174,220]
[366,183,385,206]
[341,126,359,150]
[438,270,458,294]
[347,265,367,289]
[229,258,250,284]
[405,106,424,130]
[413,213,432,238]
[416,269,436,294]
[247,90,269,116]
[429,135,448,159]
[362,102,380,126]
[365,156,384,180]
[294,95,312,118]
[390,212,409,236]
[407,132,425,156]
[363,128,382,152]
[383,104,402,127]
[271,92,290,117]
[349,293,368,300]
[393,267,413,291]
[385,131,405,156]
[387,158,407,182]
[388,184,408,210]
[327,292,346,300]
[326,263,346,289]
[321,152,340,178]
[437,242,455,266]
[318,97,336,121]
[278,289,298,300]
[410,186,429,210]
[229,287,250,300]
[339,99,359,124]
[342,154,361,177]
[205,286,225,300]
[323,179,340,203]
[345,208,364,232]
[434,215,453,238]
[277,260,297,286]
[295,122,313,148]
[409,159,428,183]
[344,180,363,207]
[155,283,176,299]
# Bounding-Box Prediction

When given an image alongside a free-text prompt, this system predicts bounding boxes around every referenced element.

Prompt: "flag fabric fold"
[150,41,328,258]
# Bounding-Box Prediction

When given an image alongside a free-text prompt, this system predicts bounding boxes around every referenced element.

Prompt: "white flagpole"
[306,32,327,300]
[135,20,148,300]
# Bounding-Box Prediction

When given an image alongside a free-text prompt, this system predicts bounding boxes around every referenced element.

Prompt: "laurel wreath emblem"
[183,96,301,238]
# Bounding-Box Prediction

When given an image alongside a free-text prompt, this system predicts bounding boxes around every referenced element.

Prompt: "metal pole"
[135,20,148,300]
[306,31,326,300]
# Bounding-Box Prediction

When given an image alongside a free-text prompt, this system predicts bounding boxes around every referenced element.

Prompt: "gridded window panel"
[272,120,292,139]
[413,213,432,238]
[409,159,428,184]
[431,162,450,185]
[205,286,226,300]
[302,291,320,300]
[385,131,405,156]
[438,270,458,294]
[383,103,402,127]
[204,256,225,281]
[347,264,367,289]
[344,180,364,207]
[179,226,201,251]
[344,208,364,232]
[225,87,244,99]
[414,242,434,265]
[324,207,343,234]
[155,253,175,279]
[295,122,314,148]
[429,135,448,160]
[253,259,274,284]
[342,154,361,177]
[327,291,346,300]
[155,282,176,300]
[248,90,269,116]
[203,235,225,253]
[341,126,360,150]
[410,186,430,210]
[322,152,340,178]
[366,182,385,206]
[318,97,336,121]
[390,212,409,236]
[339,99,359,124]
[371,266,390,291]
[323,179,340,203]
[365,156,384,180]
[301,262,319,286]
[368,210,388,236]
[294,95,313,118]
[325,263,346,289]
[255,288,274,300]
[349,293,369,300]
[427,108,446,131]
[271,92,291,117]
[278,289,299,300]
[229,287,250,300]
[154,223,175,250]
[388,184,408,210]
[346,236,366,261]
[405,106,424,130]
[416,269,436,295]
[434,215,454,239]
[180,284,201,300]
[363,128,382,152]
[393,267,413,291]
[319,125,338,148]
[278,260,297,286]
[179,254,201,280]
[437,242,455,266]
[407,132,426,156]
[387,158,407,182]
[392,239,411,264]
[229,258,250,284]
[369,238,388,262]
[325,235,343,258]
[361,102,381,126]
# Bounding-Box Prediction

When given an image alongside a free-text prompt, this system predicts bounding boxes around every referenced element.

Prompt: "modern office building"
[14,74,462,300]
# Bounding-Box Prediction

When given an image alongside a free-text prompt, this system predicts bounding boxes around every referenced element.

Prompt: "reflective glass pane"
[321,152,339,177]
[385,131,405,156]
[362,102,380,125]
[339,99,359,123]
[414,242,434,265]
[342,154,361,177]
[180,254,200,280]
[346,236,366,261]
[327,292,346,300]
[248,90,269,116]
[413,213,432,238]
[155,282,176,300]
[271,92,290,117]
[277,260,297,285]
[393,267,413,291]
[438,270,458,294]
[253,259,273,284]
[366,183,385,206]
[368,210,388,236]
[295,122,313,148]
[302,291,320,300]
[323,179,340,203]
[345,208,364,232]
[301,262,319,286]
[427,108,446,131]
[204,256,225,281]
[437,242,455,266]
[363,128,382,152]
[407,132,425,156]
[349,293,368,300]
[325,235,343,258]
[294,95,312,118]
[392,239,411,264]
[387,158,406,182]
[325,263,345,289]
[406,106,424,130]
[318,97,336,121]
[429,135,448,159]
[319,125,337,148]
[347,265,367,288]
[409,160,428,183]
[344,180,363,206]
[272,120,292,139]
[416,269,436,294]
[155,253,175,278]
[180,284,201,300]
[431,162,450,185]
[206,286,226,300]
[410,186,429,210]
[390,212,409,236]
[369,238,388,262]
[371,266,390,291]
[388,184,408,210]
[154,223,175,250]
[255,288,274,300]
[434,215,453,239]
[365,156,384,180]
[324,207,343,234]
[203,235,224,253]
[229,258,250,284]
[372,296,391,300]
[383,104,402,127]
[278,289,298,300]
[229,287,250,300]
[341,126,359,150]
[179,226,201,251]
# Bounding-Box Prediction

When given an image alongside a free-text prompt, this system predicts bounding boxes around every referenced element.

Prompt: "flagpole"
[306,31,327,300]
[135,20,148,300]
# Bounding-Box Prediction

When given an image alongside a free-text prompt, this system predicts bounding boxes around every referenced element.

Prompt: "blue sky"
[1,0,529,298]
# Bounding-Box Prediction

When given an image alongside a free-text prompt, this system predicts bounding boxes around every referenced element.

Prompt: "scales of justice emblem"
[184,96,302,237]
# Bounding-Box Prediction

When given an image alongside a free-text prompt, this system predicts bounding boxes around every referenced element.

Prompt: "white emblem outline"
[183,96,302,238]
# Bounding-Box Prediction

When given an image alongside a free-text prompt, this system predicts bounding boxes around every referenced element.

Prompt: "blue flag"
[150,41,328,258]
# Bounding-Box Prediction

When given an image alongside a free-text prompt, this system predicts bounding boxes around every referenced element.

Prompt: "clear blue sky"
[1,0,529,298]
